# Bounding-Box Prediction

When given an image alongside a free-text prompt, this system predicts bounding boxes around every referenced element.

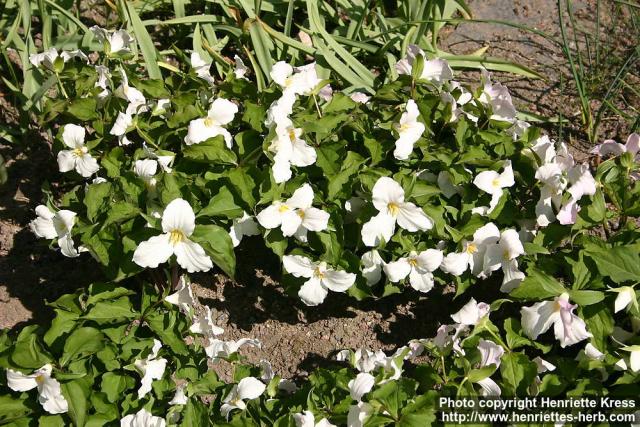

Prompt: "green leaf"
[585,244,640,283]
[61,380,89,427]
[567,290,605,306]
[67,98,98,120]
[499,352,537,395]
[61,327,105,366]
[84,297,138,323]
[84,182,112,222]
[125,2,162,79]
[182,400,211,426]
[509,267,566,300]
[11,332,52,369]
[0,394,32,423]
[190,224,236,277]
[101,372,132,403]
[183,137,237,164]
[198,186,243,218]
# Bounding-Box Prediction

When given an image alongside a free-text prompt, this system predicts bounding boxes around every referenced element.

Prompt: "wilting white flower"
[576,343,605,362]
[257,184,329,241]
[441,222,500,277]
[611,286,638,313]
[592,133,640,159]
[110,111,134,145]
[294,411,336,427]
[57,124,100,177]
[270,61,320,96]
[205,338,261,360]
[555,163,597,225]
[133,198,213,272]
[521,293,591,348]
[190,52,215,85]
[90,26,134,56]
[361,177,433,246]
[190,306,224,336]
[337,349,378,373]
[347,402,373,427]
[451,298,490,325]
[621,346,640,372]
[134,339,167,399]
[478,69,516,122]
[283,255,355,306]
[116,69,147,115]
[30,205,80,258]
[7,364,68,414]
[384,249,443,293]
[393,99,425,160]
[134,159,158,187]
[269,122,317,183]
[474,339,504,396]
[318,84,333,101]
[265,92,296,128]
[95,65,111,101]
[234,55,249,80]
[169,384,188,406]
[164,276,196,314]
[350,92,370,104]
[221,377,266,418]
[120,408,166,427]
[361,250,385,286]
[29,48,87,71]
[433,323,468,355]
[348,373,375,401]
[395,45,453,87]
[184,98,238,148]
[143,144,175,173]
[483,229,526,292]
[229,212,260,247]
[473,160,515,215]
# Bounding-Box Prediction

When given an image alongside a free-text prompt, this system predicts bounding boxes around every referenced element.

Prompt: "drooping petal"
[236,376,266,401]
[257,204,284,229]
[283,255,316,278]
[301,207,330,231]
[348,373,375,401]
[58,234,79,258]
[62,124,85,149]
[298,277,328,306]
[451,298,490,325]
[280,209,303,237]
[57,150,76,173]
[321,269,356,292]
[408,269,434,293]
[440,252,470,276]
[500,258,525,293]
[208,98,238,126]
[30,206,57,239]
[75,154,100,178]
[174,239,213,273]
[361,250,384,286]
[383,258,411,282]
[161,199,196,236]
[38,375,69,414]
[133,234,174,268]
[477,377,501,397]
[396,202,433,232]
[164,276,196,313]
[361,212,396,247]
[521,300,559,340]
[6,369,38,392]
[414,249,443,272]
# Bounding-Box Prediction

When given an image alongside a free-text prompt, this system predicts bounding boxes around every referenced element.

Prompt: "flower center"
[288,129,297,142]
[408,258,418,267]
[169,229,185,245]
[72,147,87,157]
[204,117,217,127]
[387,202,400,216]
[502,249,510,260]
[297,209,305,219]
[466,243,477,254]
[278,204,290,213]
[35,375,45,384]
[313,267,324,278]
[492,178,500,188]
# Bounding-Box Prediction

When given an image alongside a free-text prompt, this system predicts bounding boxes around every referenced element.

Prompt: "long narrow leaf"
[126,3,162,79]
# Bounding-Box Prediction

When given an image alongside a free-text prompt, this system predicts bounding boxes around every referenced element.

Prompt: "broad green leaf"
[183,137,237,164]
[585,245,640,283]
[61,327,105,366]
[190,224,236,277]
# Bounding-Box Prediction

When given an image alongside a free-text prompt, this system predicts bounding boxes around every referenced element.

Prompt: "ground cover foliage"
[1,0,640,426]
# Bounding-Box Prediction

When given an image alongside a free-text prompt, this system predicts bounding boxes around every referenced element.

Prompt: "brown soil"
[1,0,637,378]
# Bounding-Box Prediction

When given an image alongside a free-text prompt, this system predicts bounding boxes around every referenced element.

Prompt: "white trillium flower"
[164,276,196,314]
[57,124,100,178]
[30,205,80,258]
[190,306,224,336]
[29,48,87,71]
[134,339,168,399]
[576,343,605,362]
[347,402,373,427]
[270,61,320,96]
[384,249,443,293]
[116,69,147,115]
[441,222,500,277]
[283,255,356,306]
[143,144,175,173]
[555,163,597,225]
[350,92,370,104]
[482,229,526,292]
[318,84,333,101]
[190,52,215,85]
[90,26,134,56]
[348,372,376,401]
[205,338,261,360]
[337,349,379,373]
[184,98,238,148]
[269,123,317,183]
[95,65,111,101]
[361,250,385,286]
[473,160,515,215]
[169,384,188,406]
[521,293,592,348]
[229,212,260,247]
[221,377,266,418]
[120,408,166,427]
[393,99,425,160]
[234,55,249,80]
[433,323,468,356]
[361,177,433,246]
[621,345,640,372]
[395,45,453,87]
[110,111,134,145]
[294,411,336,427]
[134,159,158,187]
[6,364,68,414]
[592,133,640,159]
[133,198,213,272]
[450,298,490,326]
[611,286,638,313]
[257,184,329,241]
[474,339,504,396]
[478,69,517,122]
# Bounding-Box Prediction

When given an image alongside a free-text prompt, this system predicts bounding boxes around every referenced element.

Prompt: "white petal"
[136,358,167,399]
[237,376,266,400]
[75,154,100,177]
[451,298,490,325]
[38,375,68,414]
[272,157,293,183]
[477,377,501,397]
[30,206,57,239]
[164,277,196,313]
[57,150,76,173]
[408,269,434,293]
[500,258,525,293]
[361,212,396,247]
[133,234,174,268]
[208,98,238,126]
[478,339,504,368]
[298,277,329,306]
[414,249,443,272]
[190,306,224,336]
[162,199,196,236]
[396,202,433,232]
[348,373,375,401]
[301,207,329,232]
[6,369,38,392]
[62,124,85,149]
[520,300,559,340]
[290,139,317,167]
[58,234,79,258]
[615,287,635,313]
[257,204,284,229]
[322,269,356,292]
[361,250,384,285]
[440,252,470,276]
[287,184,314,209]
[280,209,303,237]
[474,170,501,195]
[372,177,404,212]
[283,255,316,278]
[383,258,411,282]
[270,62,294,87]
[174,239,213,273]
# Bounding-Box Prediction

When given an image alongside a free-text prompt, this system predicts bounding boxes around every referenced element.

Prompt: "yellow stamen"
[204,117,216,127]
[313,267,324,278]
[72,148,85,157]
[297,210,305,219]
[278,204,290,213]
[466,243,477,254]
[408,258,418,267]
[387,202,399,216]
[492,178,500,188]
[169,229,185,245]
[502,250,510,260]
[288,129,297,142]
[35,375,45,384]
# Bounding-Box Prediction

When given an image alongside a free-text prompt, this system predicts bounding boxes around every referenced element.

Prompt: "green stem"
[55,73,69,99]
